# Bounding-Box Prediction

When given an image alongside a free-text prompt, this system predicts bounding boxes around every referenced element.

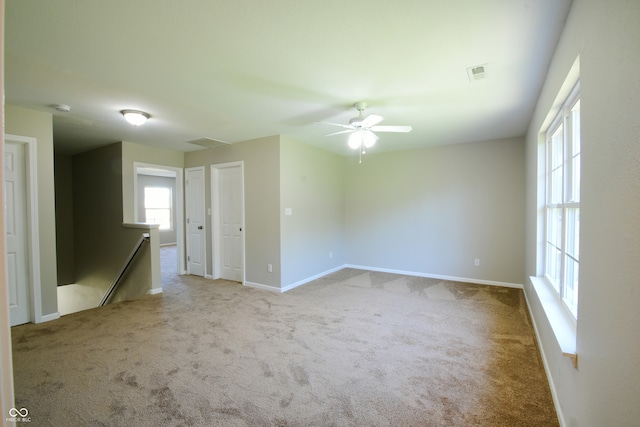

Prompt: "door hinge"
[187,255,190,262]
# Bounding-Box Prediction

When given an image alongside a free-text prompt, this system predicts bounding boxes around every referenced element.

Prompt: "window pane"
[551,166,563,204]
[551,124,564,170]
[144,187,172,230]
[546,243,561,293]
[145,208,171,230]
[547,208,563,247]
[571,100,581,202]
[144,187,171,209]
[564,256,579,317]
[565,207,580,260]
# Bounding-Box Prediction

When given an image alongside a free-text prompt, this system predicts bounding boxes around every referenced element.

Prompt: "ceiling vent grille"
[185,137,230,149]
[467,64,488,82]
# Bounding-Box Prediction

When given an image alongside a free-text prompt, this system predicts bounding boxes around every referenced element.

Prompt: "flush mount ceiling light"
[121,109,150,126]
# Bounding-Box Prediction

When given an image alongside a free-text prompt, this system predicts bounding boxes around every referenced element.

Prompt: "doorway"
[211,162,245,282]
[133,163,185,275]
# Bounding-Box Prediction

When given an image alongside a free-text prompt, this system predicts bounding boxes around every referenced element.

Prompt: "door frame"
[4,134,42,323]
[185,166,206,276]
[133,162,185,274]
[211,161,245,282]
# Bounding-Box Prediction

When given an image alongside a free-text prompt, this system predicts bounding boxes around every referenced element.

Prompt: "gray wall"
[4,105,59,317]
[345,138,525,285]
[524,1,640,425]
[136,174,177,245]
[280,136,346,287]
[184,135,282,288]
[54,152,75,285]
[72,142,157,297]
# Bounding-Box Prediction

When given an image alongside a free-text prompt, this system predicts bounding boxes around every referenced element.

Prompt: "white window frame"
[543,81,580,319]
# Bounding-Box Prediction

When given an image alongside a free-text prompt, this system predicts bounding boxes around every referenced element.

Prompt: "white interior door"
[186,167,205,277]
[219,166,244,282]
[4,142,31,326]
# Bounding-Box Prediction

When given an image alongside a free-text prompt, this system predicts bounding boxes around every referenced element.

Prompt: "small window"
[544,82,580,318]
[144,187,172,230]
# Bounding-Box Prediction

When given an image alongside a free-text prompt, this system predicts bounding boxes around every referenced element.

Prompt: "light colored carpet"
[11,268,558,426]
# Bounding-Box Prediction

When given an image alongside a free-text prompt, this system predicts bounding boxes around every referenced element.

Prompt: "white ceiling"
[4,0,572,156]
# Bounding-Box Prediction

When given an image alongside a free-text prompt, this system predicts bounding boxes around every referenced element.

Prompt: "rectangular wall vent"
[467,64,488,82]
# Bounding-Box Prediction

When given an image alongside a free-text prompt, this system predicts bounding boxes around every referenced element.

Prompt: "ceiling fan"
[321,101,412,151]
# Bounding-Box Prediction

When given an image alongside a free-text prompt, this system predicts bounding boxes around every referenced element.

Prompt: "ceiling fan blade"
[360,114,383,128]
[370,125,413,133]
[324,129,354,137]
[319,121,354,130]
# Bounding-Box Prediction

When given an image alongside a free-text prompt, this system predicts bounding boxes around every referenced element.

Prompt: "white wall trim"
[147,287,163,295]
[5,134,45,323]
[345,264,523,289]
[247,265,522,293]
[39,312,60,323]
[523,283,567,427]
[244,281,281,293]
[280,265,345,292]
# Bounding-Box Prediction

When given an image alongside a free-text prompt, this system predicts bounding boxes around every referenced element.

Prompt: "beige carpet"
[11,268,558,426]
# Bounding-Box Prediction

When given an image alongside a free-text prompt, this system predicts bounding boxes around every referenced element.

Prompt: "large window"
[144,186,172,230]
[544,82,580,318]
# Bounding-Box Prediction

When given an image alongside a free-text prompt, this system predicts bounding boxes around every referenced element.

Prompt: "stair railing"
[99,232,150,307]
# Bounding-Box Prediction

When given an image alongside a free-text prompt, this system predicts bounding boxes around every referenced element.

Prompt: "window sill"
[529,276,578,368]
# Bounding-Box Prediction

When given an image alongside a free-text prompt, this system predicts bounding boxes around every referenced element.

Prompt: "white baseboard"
[345,264,523,289]
[244,265,346,293]
[38,312,61,323]
[280,265,346,293]
[147,287,163,295]
[245,265,521,294]
[522,282,566,427]
[243,281,282,292]
[205,274,215,280]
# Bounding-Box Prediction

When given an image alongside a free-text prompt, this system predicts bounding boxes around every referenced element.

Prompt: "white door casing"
[185,167,205,276]
[212,162,245,282]
[4,142,30,326]
[3,134,42,325]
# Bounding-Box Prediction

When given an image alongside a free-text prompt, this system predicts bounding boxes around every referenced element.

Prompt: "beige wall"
[4,105,58,317]
[524,1,640,425]
[280,136,345,287]
[184,136,281,288]
[345,138,525,285]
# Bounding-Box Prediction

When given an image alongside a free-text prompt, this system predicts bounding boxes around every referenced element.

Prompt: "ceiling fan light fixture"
[348,130,378,150]
[121,109,150,126]
[348,131,363,149]
[363,130,378,148]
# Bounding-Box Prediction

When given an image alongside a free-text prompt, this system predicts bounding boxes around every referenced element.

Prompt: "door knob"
[197,226,203,230]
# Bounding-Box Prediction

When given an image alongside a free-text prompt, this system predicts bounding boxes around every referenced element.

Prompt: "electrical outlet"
[268,264,273,273]
[329,251,333,259]
[474,259,480,267]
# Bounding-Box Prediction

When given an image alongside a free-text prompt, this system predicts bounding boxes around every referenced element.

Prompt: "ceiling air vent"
[185,137,230,149]
[467,64,488,82]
